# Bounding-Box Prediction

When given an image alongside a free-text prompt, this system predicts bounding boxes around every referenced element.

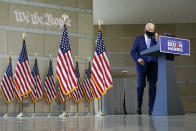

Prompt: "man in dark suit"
[131,23,158,115]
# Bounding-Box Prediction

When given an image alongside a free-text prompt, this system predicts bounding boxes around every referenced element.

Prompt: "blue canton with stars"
[75,62,80,78]
[31,58,39,77]
[59,24,71,54]
[95,30,106,55]
[47,59,53,77]
[86,63,91,79]
[19,40,28,63]
[6,58,13,77]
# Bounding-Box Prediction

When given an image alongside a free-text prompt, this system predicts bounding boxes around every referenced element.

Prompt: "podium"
[141,36,190,116]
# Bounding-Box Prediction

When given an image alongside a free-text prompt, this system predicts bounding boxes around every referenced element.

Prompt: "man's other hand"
[138,58,145,66]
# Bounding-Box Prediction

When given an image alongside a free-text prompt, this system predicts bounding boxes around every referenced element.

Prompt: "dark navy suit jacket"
[131,35,158,74]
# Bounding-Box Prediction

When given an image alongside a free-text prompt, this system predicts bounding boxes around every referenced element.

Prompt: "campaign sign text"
[160,36,190,56]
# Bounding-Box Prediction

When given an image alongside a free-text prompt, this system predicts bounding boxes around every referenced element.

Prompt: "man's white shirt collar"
[144,34,150,45]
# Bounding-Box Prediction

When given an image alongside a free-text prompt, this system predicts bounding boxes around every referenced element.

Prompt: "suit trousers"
[137,62,157,112]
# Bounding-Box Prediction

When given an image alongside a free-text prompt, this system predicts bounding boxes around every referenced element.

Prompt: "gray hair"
[145,23,155,31]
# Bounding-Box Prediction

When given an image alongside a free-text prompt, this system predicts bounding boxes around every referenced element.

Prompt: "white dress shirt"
[144,34,149,45]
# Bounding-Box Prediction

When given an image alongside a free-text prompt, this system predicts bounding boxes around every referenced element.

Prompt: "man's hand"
[155,33,159,39]
[138,58,145,66]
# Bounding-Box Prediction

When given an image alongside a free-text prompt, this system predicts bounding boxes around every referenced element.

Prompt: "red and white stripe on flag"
[56,24,77,96]
[58,86,71,103]
[90,78,101,99]
[83,76,94,102]
[0,75,15,103]
[83,62,95,102]
[30,76,43,103]
[13,85,22,102]
[71,61,84,103]
[71,86,83,103]
[14,39,33,96]
[30,58,43,103]
[0,57,15,103]
[44,59,56,103]
[91,30,113,96]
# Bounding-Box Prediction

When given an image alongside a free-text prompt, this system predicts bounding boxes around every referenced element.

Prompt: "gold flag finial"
[62,14,69,26]
[87,57,91,66]
[62,14,69,21]
[49,54,52,61]
[97,19,103,30]
[75,56,79,61]
[35,52,38,59]
[8,50,12,62]
[75,56,79,64]
[22,32,26,40]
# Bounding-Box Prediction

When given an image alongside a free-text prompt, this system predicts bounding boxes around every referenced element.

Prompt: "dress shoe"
[137,107,142,115]
[149,110,152,115]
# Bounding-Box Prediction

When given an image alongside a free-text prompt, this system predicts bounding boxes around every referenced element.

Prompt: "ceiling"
[93,0,196,25]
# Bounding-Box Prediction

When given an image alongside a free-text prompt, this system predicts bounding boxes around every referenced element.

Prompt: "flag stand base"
[17,112,24,118]
[87,112,92,116]
[3,113,8,118]
[59,111,68,117]
[32,113,36,118]
[74,113,79,116]
[96,112,100,116]
[47,113,52,117]
[97,112,105,116]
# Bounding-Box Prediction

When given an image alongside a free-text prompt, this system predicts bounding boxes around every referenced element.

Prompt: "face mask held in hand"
[146,30,155,38]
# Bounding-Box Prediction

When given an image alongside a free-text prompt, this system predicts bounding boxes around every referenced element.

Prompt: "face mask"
[146,30,155,38]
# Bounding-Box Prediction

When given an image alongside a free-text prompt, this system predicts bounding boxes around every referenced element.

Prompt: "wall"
[94,23,196,113]
[0,0,94,114]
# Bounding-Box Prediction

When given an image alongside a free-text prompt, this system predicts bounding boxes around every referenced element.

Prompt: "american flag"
[13,85,22,103]
[56,24,77,95]
[71,60,84,103]
[30,58,43,103]
[83,62,94,102]
[44,59,56,103]
[0,57,15,103]
[91,30,113,96]
[58,86,71,103]
[14,39,33,96]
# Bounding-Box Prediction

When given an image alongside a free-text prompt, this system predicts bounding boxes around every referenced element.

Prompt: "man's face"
[147,25,155,32]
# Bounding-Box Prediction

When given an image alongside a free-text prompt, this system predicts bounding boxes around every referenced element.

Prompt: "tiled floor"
[0,114,196,131]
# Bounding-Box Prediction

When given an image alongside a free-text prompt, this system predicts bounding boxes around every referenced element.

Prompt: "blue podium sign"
[160,36,190,56]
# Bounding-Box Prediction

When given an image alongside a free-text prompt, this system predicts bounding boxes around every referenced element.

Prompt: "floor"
[0,114,196,131]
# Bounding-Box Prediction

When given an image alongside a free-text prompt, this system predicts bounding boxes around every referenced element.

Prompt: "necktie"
[147,38,151,62]
[147,38,151,48]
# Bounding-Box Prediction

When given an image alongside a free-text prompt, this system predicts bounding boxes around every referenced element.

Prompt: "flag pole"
[48,101,52,117]
[17,96,24,118]
[99,96,105,116]
[58,14,70,118]
[4,103,8,118]
[17,33,26,118]
[75,56,79,117]
[32,53,38,118]
[47,102,52,117]
[47,54,52,117]
[59,95,68,117]
[97,98,100,116]
[32,102,35,118]
[64,95,67,115]
[87,58,92,116]
[64,96,68,117]
[75,102,79,116]
[97,20,105,116]
[87,100,91,116]
[4,52,12,118]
